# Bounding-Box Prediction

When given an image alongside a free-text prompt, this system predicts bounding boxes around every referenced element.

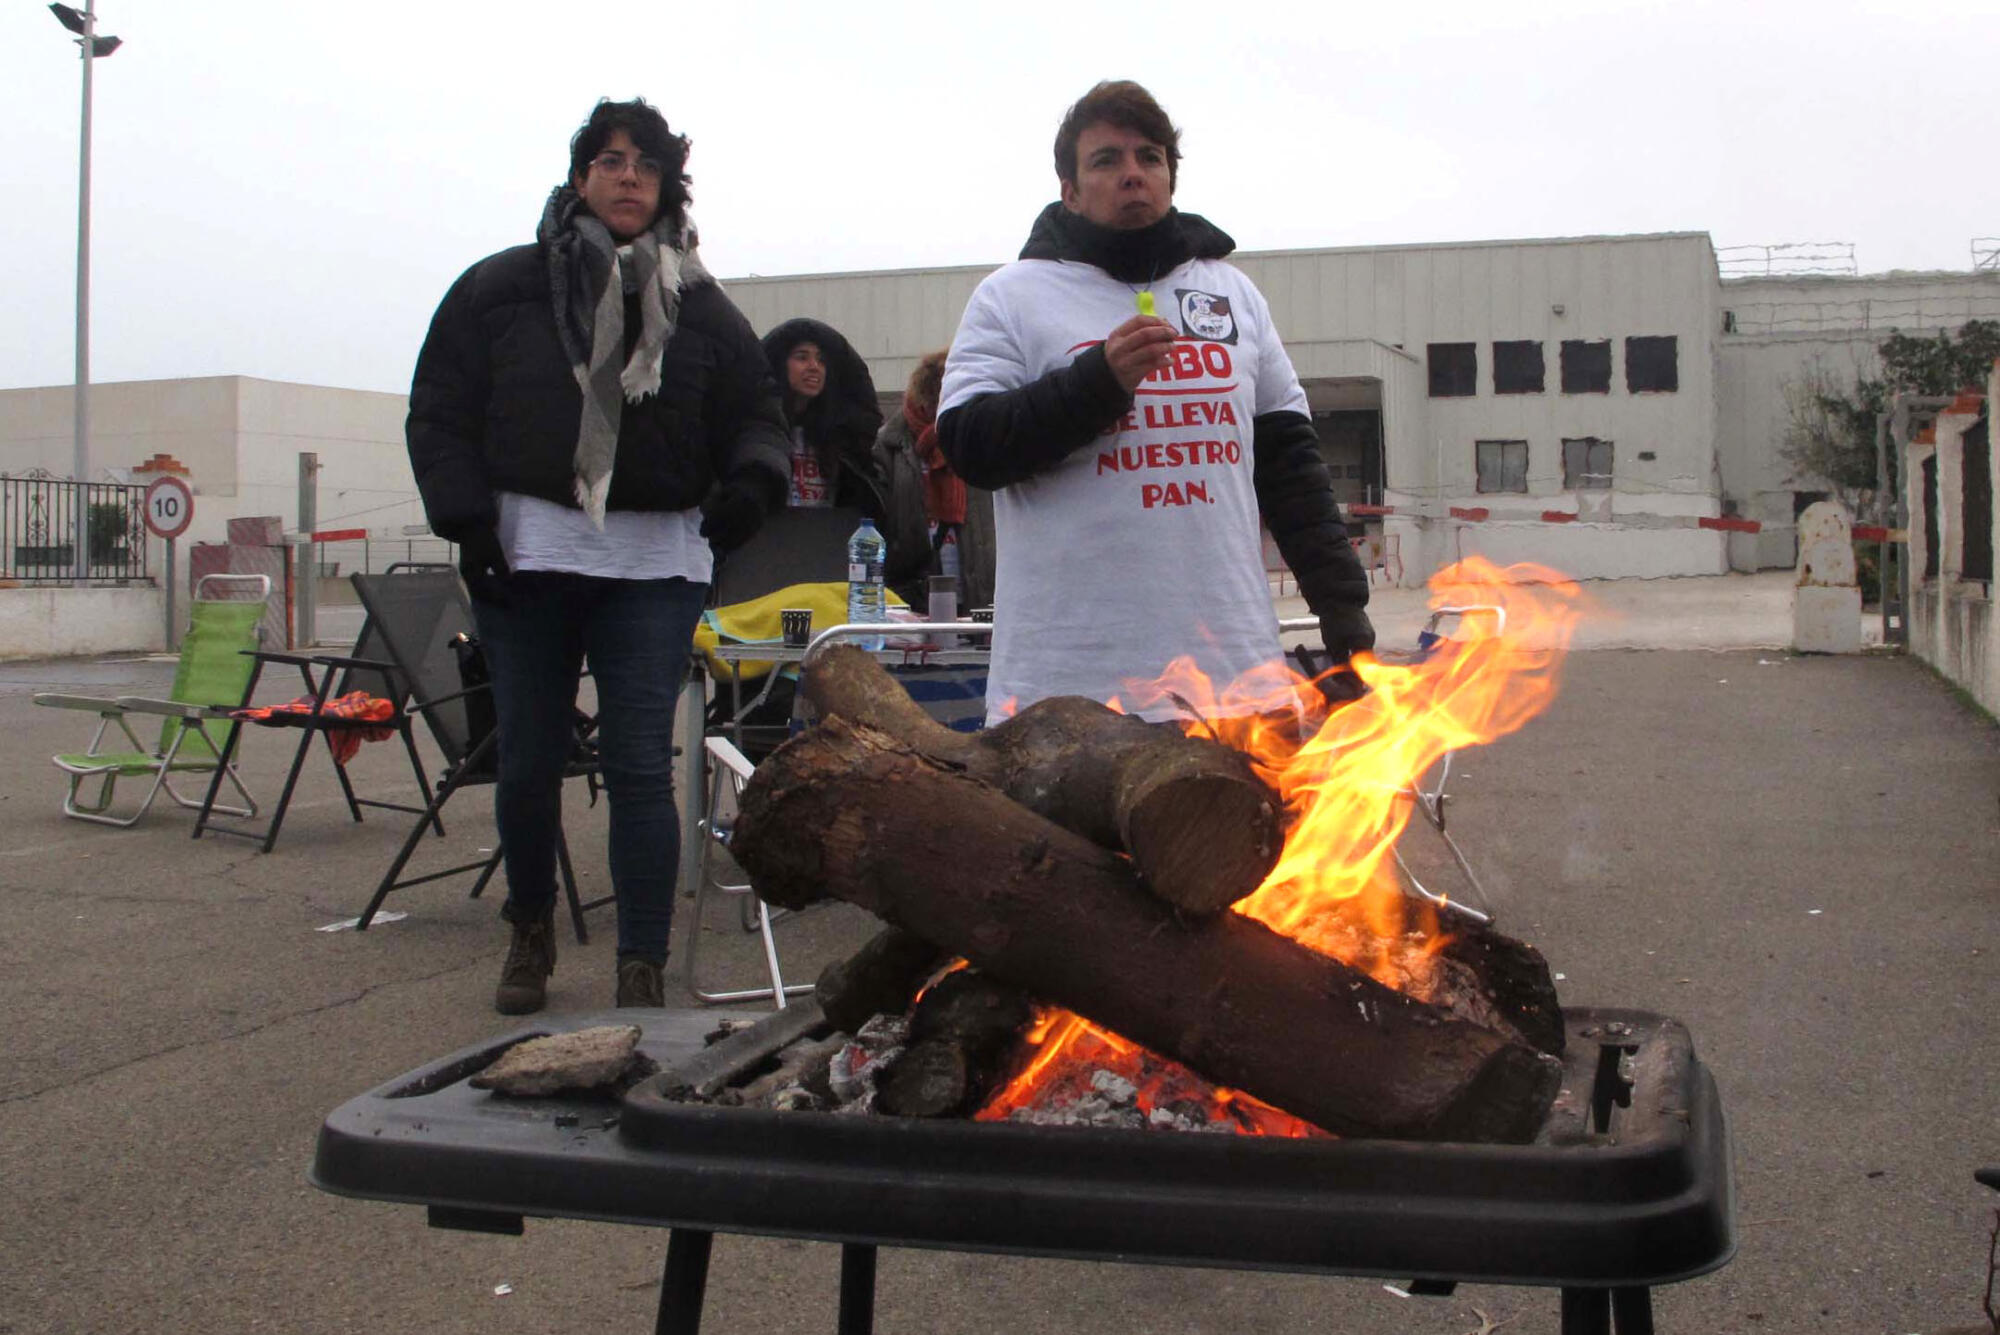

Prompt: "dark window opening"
[1561,340,1612,394]
[1492,341,1545,394]
[1562,437,1614,490]
[1475,440,1529,494]
[1922,453,1939,579]
[1428,343,1477,397]
[1964,416,1991,583]
[1625,336,1679,393]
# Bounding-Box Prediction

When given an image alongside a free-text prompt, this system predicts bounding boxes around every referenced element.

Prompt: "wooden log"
[876,971,1034,1118]
[800,645,1282,915]
[733,717,1562,1143]
[815,927,949,1036]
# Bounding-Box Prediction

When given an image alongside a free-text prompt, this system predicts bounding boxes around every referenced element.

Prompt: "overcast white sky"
[3,0,1994,396]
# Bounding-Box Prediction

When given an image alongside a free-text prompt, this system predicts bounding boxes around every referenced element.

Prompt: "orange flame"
[974,557,1587,1132]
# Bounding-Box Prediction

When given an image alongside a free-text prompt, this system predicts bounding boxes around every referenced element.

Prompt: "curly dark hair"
[567,97,693,229]
[1052,80,1181,190]
[905,350,948,416]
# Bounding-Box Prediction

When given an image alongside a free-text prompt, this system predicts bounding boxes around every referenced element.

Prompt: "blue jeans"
[470,573,707,964]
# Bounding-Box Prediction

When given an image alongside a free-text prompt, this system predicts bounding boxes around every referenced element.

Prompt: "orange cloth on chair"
[234,691,396,765]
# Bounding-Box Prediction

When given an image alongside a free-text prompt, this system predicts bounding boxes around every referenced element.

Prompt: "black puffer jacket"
[407,242,788,543]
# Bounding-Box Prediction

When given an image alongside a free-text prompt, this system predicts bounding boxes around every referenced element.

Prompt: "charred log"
[816,927,950,1036]
[801,645,1280,914]
[876,971,1034,1118]
[875,1040,974,1118]
[733,717,1562,1143]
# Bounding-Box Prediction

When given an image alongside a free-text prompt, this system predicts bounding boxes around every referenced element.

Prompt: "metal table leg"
[654,1228,713,1335]
[1612,1286,1655,1334]
[838,1243,877,1335]
[676,667,705,912]
[1561,1287,1610,1335]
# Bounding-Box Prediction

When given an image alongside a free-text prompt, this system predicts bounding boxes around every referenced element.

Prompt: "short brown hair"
[905,350,948,415]
[1053,80,1181,190]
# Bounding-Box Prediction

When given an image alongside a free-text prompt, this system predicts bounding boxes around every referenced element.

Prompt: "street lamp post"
[47,2,122,587]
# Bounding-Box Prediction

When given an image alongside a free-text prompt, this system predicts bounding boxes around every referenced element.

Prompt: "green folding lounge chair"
[33,574,270,827]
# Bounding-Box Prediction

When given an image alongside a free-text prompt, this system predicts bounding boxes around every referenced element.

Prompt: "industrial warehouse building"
[4,231,1998,594]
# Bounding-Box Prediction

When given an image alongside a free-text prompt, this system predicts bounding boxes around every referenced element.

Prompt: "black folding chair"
[193,601,435,852]
[699,505,860,758]
[347,565,608,942]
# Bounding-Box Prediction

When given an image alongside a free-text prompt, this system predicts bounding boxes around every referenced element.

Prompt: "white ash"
[1089,1070,1136,1104]
[826,1014,909,1110]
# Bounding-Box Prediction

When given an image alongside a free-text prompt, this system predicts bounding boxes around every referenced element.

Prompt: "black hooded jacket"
[760,318,888,518]
[937,204,1370,619]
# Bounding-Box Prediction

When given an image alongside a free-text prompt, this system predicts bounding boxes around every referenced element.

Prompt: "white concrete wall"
[1714,332,1881,569]
[1722,271,2000,337]
[1387,516,1727,581]
[1713,271,2000,572]
[0,377,243,544]
[1239,234,1724,526]
[233,378,422,539]
[0,376,422,570]
[727,264,994,397]
[1907,375,1998,715]
[0,585,162,659]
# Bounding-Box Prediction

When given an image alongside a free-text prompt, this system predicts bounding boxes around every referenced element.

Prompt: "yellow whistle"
[1136,290,1156,317]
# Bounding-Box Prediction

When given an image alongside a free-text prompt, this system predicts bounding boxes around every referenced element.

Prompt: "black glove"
[1313,605,1375,710]
[1318,604,1376,667]
[699,476,770,555]
[456,526,510,580]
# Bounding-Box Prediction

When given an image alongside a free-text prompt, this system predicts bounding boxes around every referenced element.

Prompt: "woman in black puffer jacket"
[406,97,788,1018]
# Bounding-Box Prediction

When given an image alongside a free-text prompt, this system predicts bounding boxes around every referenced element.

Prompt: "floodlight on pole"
[48,1,121,586]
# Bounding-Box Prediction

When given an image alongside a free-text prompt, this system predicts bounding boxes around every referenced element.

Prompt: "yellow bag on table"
[693,582,907,684]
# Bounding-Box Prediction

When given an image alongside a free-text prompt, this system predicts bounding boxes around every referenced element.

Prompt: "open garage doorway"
[1306,376,1386,508]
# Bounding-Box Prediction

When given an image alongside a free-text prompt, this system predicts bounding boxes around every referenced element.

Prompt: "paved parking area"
[1,572,1993,1335]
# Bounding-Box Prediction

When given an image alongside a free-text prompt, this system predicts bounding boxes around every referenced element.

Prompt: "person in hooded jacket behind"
[406,97,788,1016]
[761,318,887,515]
[760,319,930,598]
[938,79,1374,727]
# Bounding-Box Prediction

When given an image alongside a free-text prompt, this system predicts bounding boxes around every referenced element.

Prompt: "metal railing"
[302,535,456,582]
[1,474,151,585]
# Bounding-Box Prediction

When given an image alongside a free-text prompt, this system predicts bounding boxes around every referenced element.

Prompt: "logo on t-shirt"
[1175,289,1237,344]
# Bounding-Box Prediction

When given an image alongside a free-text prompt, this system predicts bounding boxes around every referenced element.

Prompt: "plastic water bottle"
[846,517,887,651]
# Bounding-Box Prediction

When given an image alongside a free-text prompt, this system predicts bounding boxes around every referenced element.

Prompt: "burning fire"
[975,557,1587,1134]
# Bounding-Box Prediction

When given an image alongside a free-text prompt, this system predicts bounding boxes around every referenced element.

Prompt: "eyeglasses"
[588,151,665,182]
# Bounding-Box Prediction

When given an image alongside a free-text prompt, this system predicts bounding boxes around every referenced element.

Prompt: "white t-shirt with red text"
[786,426,833,507]
[941,257,1305,724]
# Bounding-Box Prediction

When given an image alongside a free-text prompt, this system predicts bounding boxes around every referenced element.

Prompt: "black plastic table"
[311,1005,1734,1334]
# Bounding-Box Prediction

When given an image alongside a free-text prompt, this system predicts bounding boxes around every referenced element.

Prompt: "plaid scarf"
[537,186,709,527]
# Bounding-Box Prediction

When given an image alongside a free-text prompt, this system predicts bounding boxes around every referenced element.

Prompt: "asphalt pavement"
[1,571,1994,1335]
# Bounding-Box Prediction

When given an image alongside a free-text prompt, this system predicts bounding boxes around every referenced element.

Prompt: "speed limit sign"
[143,475,194,540]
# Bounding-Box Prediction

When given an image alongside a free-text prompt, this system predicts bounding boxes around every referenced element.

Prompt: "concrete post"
[297,452,318,648]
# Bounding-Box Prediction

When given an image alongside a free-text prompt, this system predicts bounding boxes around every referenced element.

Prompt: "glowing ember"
[974,557,1587,1133]
[974,1010,1328,1137]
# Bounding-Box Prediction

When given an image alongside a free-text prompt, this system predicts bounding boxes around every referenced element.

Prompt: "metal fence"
[0,474,152,585]
[305,535,456,583]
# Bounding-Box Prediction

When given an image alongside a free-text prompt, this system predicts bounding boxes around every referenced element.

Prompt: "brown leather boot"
[494,910,556,1015]
[615,956,665,1008]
